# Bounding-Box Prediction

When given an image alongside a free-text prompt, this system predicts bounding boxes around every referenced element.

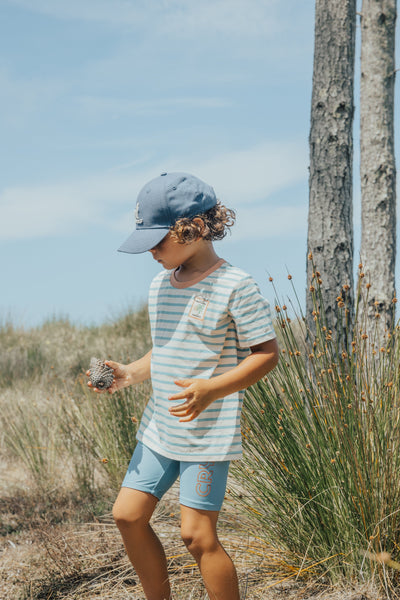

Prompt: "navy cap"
[118,172,217,254]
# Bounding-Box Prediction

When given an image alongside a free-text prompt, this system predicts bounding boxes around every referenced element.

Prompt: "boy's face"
[149,232,198,270]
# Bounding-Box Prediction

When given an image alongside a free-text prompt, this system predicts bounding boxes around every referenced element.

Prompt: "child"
[88,172,279,600]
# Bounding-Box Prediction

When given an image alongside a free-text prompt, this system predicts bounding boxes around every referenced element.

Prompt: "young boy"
[88,172,279,600]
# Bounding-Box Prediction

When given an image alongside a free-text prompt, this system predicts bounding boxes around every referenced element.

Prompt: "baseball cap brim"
[118,227,169,254]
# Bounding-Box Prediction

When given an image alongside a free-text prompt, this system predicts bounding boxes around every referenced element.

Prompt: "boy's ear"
[192,217,204,228]
[192,217,206,238]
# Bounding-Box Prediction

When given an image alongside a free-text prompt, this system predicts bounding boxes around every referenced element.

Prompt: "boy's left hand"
[168,379,216,422]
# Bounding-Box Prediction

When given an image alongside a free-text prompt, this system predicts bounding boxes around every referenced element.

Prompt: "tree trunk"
[360,0,397,341]
[307,0,356,341]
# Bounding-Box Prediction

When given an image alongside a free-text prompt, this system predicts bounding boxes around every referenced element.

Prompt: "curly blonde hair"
[170,202,236,244]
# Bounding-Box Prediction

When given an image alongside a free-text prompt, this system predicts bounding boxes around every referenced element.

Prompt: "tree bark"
[360,0,397,340]
[307,0,356,341]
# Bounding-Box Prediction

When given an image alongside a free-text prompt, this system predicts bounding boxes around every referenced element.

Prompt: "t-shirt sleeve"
[228,276,276,348]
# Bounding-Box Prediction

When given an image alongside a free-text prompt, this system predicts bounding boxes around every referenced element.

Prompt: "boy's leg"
[113,487,171,600]
[179,460,240,599]
[180,504,240,600]
[113,443,180,600]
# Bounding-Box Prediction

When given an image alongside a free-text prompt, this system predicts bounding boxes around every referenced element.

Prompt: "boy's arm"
[87,350,152,393]
[168,338,279,422]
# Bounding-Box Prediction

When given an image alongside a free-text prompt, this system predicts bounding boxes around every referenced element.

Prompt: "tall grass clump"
[1,400,61,493]
[0,319,46,387]
[61,379,151,493]
[0,306,151,498]
[234,262,400,590]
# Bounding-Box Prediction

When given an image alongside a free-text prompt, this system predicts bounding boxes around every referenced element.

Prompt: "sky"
[0,0,398,328]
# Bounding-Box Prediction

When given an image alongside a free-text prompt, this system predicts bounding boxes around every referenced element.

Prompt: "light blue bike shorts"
[121,442,230,511]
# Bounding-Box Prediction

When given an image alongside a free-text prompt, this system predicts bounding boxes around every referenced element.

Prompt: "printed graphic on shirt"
[189,295,209,321]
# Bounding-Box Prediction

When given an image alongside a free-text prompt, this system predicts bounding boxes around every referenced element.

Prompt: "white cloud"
[186,141,307,206]
[7,0,281,37]
[155,0,281,38]
[5,0,148,26]
[0,184,94,241]
[0,173,147,241]
[77,95,232,118]
[1,1,312,129]
[0,140,308,241]
[231,203,307,242]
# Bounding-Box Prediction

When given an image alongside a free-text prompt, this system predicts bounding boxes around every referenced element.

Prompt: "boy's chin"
[158,260,178,270]
[158,261,172,270]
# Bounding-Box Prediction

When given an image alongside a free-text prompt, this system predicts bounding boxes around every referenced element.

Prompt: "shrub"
[233,269,400,589]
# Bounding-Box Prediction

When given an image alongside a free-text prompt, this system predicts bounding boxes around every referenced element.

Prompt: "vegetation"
[234,263,400,595]
[0,306,151,494]
[1,279,400,598]
[0,304,315,600]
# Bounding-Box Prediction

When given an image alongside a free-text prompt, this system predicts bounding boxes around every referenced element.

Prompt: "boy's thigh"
[179,460,230,511]
[121,441,180,500]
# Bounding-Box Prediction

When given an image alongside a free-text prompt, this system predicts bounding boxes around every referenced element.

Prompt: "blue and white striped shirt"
[137,259,275,461]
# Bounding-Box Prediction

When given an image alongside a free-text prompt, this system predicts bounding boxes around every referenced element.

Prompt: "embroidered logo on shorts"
[189,295,209,321]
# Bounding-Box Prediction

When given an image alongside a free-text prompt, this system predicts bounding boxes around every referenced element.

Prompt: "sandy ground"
[0,474,385,600]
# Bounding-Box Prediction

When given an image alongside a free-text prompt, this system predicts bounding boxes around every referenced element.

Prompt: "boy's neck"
[174,241,221,282]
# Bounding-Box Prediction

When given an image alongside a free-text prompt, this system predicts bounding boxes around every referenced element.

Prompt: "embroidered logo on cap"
[189,296,209,321]
[135,202,143,225]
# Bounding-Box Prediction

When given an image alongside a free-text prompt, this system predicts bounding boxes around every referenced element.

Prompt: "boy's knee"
[112,501,147,531]
[112,502,130,529]
[181,525,218,558]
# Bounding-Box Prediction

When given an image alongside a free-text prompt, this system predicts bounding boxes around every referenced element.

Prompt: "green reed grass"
[0,330,46,388]
[61,379,150,492]
[1,401,61,492]
[233,266,400,588]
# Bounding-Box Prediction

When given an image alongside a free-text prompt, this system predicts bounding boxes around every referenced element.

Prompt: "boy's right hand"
[86,360,132,394]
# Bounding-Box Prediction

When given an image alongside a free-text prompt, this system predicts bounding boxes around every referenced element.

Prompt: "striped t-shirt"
[136,259,276,461]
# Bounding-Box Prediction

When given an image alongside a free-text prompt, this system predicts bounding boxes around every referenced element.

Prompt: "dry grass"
[0,481,382,600]
[0,307,394,599]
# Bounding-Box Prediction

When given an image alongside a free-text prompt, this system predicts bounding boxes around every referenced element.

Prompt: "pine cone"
[89,357,114,390]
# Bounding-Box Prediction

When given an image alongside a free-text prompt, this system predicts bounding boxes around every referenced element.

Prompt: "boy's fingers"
[173,379,192,388]
[169,394,183,401]
[87,380,102,393]
[169,403,189,414]
[88,382,100,393]
[172,406,198,422]
[104,360,117,370]
[169,379,194,400]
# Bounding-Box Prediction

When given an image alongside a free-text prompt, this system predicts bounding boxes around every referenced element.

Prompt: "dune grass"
[0,306,151,498]
[1,278,400,598]
[233,267,400,594]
